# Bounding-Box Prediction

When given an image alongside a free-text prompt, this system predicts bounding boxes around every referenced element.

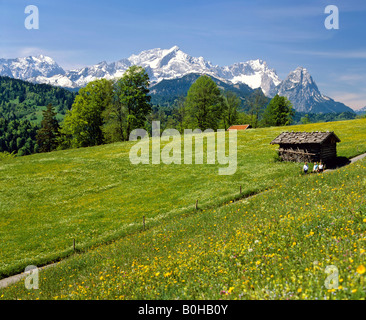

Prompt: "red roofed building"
[227,124,251,131]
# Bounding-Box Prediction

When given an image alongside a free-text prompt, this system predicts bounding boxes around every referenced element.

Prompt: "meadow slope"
[1,148,365,300]
[0,118,365,280]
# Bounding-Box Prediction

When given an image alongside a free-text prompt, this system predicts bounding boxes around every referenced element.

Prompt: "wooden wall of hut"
[278,143,337,163]
[320,144,337,161]
[278,144,320,162]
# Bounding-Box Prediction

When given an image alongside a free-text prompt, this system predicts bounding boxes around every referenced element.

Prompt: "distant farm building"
[227,124,251,131]
[270,131,341,163]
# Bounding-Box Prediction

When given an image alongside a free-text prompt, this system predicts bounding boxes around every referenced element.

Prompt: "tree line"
[0,76,75,120]
[43,68,295,153]
[0,76,75,156]
[0,67,296,155]
[3,66,361,156]
[0,118,38,156]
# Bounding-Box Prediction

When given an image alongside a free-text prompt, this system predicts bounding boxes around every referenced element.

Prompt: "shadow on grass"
[326,157,351,170]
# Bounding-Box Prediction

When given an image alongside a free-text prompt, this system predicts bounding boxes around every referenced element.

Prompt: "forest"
[0,71,362,156]
[0,76,75,155]
[0,76,75,120]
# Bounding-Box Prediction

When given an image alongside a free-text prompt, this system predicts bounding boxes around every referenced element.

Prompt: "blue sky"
[0,0,366,109]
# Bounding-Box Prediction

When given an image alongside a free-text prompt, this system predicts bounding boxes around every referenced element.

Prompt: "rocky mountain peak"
[0,46,355,113]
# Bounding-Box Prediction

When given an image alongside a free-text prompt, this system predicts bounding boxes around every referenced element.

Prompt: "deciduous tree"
[184,75,223,130]
[110,66,151,140]
[61,79,113,147]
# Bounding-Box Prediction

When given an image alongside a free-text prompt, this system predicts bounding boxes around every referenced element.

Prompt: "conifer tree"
[36,104,59,152]
[261,94,295,127]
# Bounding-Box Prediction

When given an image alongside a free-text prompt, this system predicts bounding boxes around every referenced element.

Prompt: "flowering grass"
[0,118,365,283]
[1,156,365,300]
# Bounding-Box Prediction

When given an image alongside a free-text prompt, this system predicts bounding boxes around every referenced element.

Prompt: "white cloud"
[289,49,366,59]
[329,92,366,110]
[0,46,87,70]
[338,74,365,82]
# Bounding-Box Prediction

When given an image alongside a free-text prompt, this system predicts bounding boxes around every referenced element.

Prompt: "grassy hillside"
[1,135,365,300]
[0,118,365,283]
[0,76,75,123]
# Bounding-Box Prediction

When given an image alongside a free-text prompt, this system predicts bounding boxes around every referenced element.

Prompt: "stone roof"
[270,131,341,145]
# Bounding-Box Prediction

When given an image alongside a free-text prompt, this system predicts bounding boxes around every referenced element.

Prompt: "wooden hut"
[270,131,341,163]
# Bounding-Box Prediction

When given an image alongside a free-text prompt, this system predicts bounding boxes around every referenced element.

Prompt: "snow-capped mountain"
[0,55,65,79]
[0,46,280,95]
[276,67,354,113]
[218,59,281,97]
[0,46,354,113]
[129,46,215,81]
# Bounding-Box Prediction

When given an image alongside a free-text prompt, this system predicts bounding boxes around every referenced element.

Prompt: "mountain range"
[355,106,366,114]
[0,46,355,114]
[149,73,256,109]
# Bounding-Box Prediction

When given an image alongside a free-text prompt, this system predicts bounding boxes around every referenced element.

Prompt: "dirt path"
[1,152,366,290]
[350,153,366,164]
[325,152,366,172]
[0,263,58,290]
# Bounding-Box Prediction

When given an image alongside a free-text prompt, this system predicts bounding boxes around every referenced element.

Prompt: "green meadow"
[2,154,365,300]
[0,118,365,299]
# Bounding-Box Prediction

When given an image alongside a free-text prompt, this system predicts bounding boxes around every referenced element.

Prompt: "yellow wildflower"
[356,265,365,275]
